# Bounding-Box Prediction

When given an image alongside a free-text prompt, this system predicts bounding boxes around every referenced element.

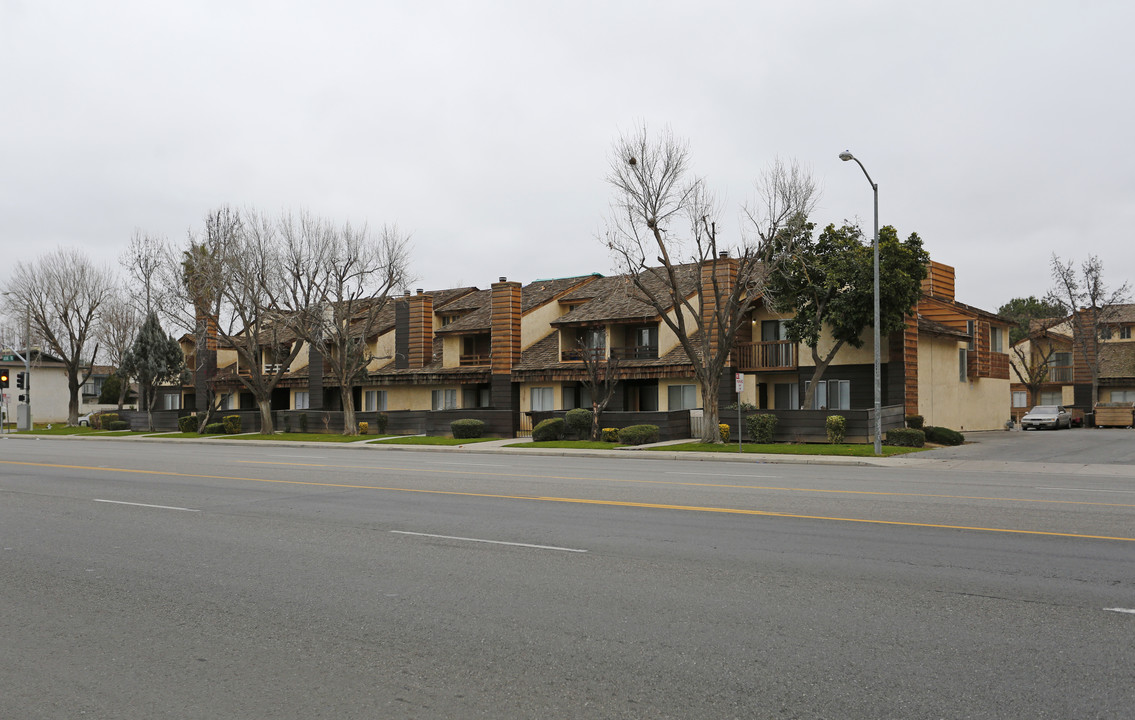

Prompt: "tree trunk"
[146,390,156,432]
[800,340,846,410]
[699,374,723,443]
[341,387,357,436]
[258,398,274,435]
[67,375,81,426]
[591,402,602,441]
[116,380,126,411]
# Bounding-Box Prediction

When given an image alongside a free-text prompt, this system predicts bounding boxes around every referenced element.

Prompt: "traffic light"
[16,372,25,390]
[0,370,8,388]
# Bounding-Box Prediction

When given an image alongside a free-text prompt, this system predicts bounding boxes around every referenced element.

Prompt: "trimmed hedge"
[718,424,730,442]
[924,426,965,446]
[358,421,369,435]
[451,418,485,439]
[178,415,197,433]
[532,417,565,442]
[601,427,620,443]
[203,422,226,434]
[373,413,389,435]
[98,413,119,430]
[825,415,847,444]
[223,415,241,434]
[884,428,925,447]
[107,420,130,431]
[905,414,924,430]
[564,408,594,439]
[618,424,659,446]
[746,413,778,443]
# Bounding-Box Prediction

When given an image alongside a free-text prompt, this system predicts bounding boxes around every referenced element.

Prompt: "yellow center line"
[5,459,1135,543]
[233,459,1135,509]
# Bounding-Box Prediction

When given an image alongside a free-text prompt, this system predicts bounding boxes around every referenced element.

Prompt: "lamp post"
[839,150,881,455]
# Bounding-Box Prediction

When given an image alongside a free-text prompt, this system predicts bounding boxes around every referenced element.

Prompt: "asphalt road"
[2,436,1134,719]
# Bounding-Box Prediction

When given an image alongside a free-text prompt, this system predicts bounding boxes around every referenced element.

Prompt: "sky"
[2,0,1132,320]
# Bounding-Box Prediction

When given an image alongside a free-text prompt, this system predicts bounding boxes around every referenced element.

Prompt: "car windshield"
[1030,406,1059,414]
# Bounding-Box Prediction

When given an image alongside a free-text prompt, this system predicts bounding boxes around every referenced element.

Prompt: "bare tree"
[605,126,816,442]
[1009,341,1056,412]
[280,212,411,435]
[123,229,165,313]
[3,248,113,424]
[576,336,620,440]
[1045,254,1131,408]
[96,287,142,409]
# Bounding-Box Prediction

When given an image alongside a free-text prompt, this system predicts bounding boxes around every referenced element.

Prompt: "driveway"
[916,427,1135,465]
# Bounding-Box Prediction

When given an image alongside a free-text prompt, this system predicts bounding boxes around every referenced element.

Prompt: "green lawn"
[507,440,621,450]
[219,432,376,442]
[144,431,226,438]
[370,436,496,446]
[18,425,103,435]
[653,442,922,456]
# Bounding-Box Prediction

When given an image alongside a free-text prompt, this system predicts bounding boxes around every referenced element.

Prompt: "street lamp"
[839,150,882,456]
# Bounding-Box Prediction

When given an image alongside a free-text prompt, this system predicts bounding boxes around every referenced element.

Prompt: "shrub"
[203,422,226,434]
[107,420,131,431]
[564,408,593,439]
[725,401,758,411]
[178,415,197,433]
[223,415,241,434]
[825,415,847,444]
[601,427,620,443]
[884,428,925,447]
[618,424,660,446]
[358,421,368,435]
[718,423,731,442]
[924,426,965,446]
[532,417,565,442]
[906,414,925,430]
[298,413,308,432]
[373,413,389,435]
[451,418,485,439]
[746,413,778,443]
[98,413,119,430]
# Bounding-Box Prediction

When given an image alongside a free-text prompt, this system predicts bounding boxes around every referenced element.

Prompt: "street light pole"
[839,151,882,456]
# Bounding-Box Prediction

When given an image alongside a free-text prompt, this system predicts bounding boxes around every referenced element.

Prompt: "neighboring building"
[0,349,73,423]
[1010,304,1135,420]
[172,259,1011,434]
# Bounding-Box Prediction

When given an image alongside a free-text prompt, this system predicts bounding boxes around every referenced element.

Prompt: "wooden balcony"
[561,348,605,362]
[459,353,491,366]
[610,344,658,360]
[1047,364,1073,383]
[735,340,798,372]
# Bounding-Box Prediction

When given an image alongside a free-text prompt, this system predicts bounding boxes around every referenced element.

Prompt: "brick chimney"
[406,289,433,369]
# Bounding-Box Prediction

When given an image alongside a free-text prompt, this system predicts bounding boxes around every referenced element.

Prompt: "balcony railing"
[610,344,658,360]
[1047,365,1073,383]
[262,363,287,375]
[736,340,798,371]
[459,353,491,366]
[561,348,606,362]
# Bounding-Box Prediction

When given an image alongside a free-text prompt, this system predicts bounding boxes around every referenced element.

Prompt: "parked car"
[1021,405,1072,430]
[77,412,94,426]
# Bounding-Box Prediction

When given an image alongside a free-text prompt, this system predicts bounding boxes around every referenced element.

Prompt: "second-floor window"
[1121,326,1132,340]
[990,327,1004,353]
[966,321,976,351]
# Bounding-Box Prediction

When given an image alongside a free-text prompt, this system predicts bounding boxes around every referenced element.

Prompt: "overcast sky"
[2,1,1132,317]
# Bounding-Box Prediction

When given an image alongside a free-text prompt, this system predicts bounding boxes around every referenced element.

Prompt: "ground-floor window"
[219,393,237,410]
[561,384,593,410]
[293,391,309,410]
[531,386,554,411]
[774,382,799,410]
[1110,389,1135,403]
[805,380,850,410]
[1038,390,1061,406]
[462,386,491,409]
[432,389,458,410]
[623,381,658,411]
[162,393,181,410]
[1012,391,1028,408]
[667,384,697,410]
[364,390,387,412]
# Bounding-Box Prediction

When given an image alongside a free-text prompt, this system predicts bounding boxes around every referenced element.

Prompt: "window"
[773,383,799,410]
[805,380,850,410]
[966,320,976,351]
[667,384,697,410]
[959,348,968,381]
[432,389,457,410]
[990,326,1004,353]
[364,390,387,412]
[1121,326,1132,340]
[162,393,181,410]
[293,391,309,410]
[530,387,554,411]
[1039,390,1062,406]
[463,386,491,408]
[1111,390,1135,403]
[1099,326,1113,339]
[1012,391,1028,408]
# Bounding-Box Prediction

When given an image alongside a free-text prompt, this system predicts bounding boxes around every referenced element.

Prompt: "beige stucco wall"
[290,342,310,371]
[797,328,881,368]
[441,335,461,368]
[659,297,699,356]
[658,377,701,410]
[522,297,569,350]
[217,347,239,371]
[918,336,1010,431]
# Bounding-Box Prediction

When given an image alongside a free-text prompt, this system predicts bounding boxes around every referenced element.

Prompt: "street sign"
[735,373,744,393]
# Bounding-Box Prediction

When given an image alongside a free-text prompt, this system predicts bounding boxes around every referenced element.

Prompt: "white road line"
[1104,608,1135,615]
[424,462,510,467]
[664,472,778,478]
[1034,487,1135,494]
[390,530,586,553]
[94,499,200,512]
